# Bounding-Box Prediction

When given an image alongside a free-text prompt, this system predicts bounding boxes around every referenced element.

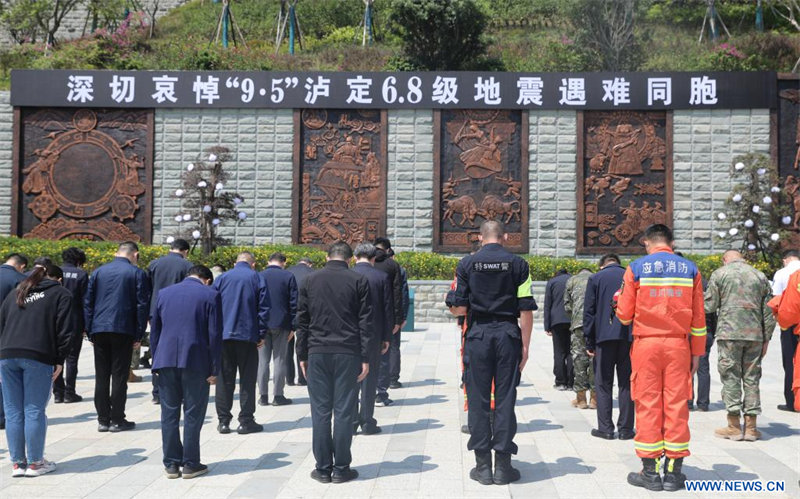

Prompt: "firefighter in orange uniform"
[615,225,706,492]
[769,270,800,412]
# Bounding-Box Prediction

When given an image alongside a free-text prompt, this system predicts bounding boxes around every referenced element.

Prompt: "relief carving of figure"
[785,175,800,228]
[454,122,504,179]
[608,124,643,175]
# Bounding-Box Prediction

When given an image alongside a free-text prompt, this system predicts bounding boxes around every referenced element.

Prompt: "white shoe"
[25,460,56,477]
[12,463,26,477]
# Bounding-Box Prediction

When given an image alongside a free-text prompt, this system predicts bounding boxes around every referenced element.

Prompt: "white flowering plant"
[171,146,247,254]
[714,153,790,266]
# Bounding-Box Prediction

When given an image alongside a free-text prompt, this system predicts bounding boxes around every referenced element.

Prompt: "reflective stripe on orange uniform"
[616,246,706,459]
[769,270,800,412]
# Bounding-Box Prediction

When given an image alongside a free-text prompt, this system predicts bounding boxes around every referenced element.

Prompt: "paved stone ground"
[1,321,798,498]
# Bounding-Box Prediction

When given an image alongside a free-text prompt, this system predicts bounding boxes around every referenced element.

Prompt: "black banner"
[10,69,778,110]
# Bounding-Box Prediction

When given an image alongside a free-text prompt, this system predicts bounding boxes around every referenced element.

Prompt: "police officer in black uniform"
[451,221,536,485]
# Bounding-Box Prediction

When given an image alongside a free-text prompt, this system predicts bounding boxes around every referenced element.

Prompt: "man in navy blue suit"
[258,252,298,407]
[287,258,314,386]
[213,252,270,435]
[584,254,634,441]
[352,243,392,435]
[151,265,222,479]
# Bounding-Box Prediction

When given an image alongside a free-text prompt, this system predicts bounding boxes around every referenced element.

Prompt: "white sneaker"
[12,463,26,477]
[25,460,56,477]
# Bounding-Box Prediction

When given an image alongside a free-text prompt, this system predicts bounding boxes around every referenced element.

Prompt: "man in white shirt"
[772,250,800,412]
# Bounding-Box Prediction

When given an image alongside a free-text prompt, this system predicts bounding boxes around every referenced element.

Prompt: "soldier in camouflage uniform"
[564,268,595,409]
[704,250,775,441]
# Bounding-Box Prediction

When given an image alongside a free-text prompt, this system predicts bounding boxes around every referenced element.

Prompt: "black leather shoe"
[287,381,296,386]
[237,422,263,435]
[63,393,83,403]
[164,464,181,479]
[152,396,160,405]
[217,422,231,434]
[258,396,270,406]
[696,405,709,412]
[53,394,64,404]
[591,428,615,440]
[461,425,470,434]
[182,464,209,479]
[361,425,382,435]
[332,468,359,483]
[110,420,136,432]
[272,395,292,406]
[389,381,402,389]
[0,420,5,430]
[618,430,636,440]
[777,404,796,412]
[310,469,332,483]
[97,423,110,432]
[627,458,663,492]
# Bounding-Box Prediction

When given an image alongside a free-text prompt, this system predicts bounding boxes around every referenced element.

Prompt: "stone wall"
[153,108,295,245]
[0,97,775,258]
[410,280,547,325]
[0,92,12,235]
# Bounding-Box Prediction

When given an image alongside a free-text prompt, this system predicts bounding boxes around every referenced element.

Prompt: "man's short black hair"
[187,264,214,284]
[643,224,673,243]
[373,237,392,250]
[269,252,287,263]
[782,250,800,260]
[598,254,620,267]
[5,253,28,267]
[34,256,52,267]
[118,241,139,254]
[61,247,86,266]
[298,257,313,265]
[328,241,353,260]
[171,238,190,252]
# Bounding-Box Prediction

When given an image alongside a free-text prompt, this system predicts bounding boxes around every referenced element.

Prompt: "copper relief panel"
[15,108,152,242]
[294,109,386,246]
[578,111,672,253]
[435,110,528,252]
[778,78,800,242]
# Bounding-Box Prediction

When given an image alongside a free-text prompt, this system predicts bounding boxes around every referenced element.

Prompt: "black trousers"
[92,333,134,425]
[691,333,715,408]
[389,330,401,383]
[54,330,83,397]
[307,353,360,473]
[780,327,798,408]
[358,341,382,429]
[594,339,634,434]
[551,323,574,387]
[464,320,521,455]
[216,340,259,425]
[287,335,296,384]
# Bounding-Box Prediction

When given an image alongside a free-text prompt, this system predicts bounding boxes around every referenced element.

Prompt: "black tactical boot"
[663,457,686,492]
[493,452,521,485]
[469,451,493,485]
[627,457,663,491]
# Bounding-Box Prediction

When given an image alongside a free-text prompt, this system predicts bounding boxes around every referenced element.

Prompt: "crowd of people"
[0,220,797,491]
[0,237,410,481]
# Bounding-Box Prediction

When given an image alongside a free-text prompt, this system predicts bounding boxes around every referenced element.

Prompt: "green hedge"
[0,236,747,281]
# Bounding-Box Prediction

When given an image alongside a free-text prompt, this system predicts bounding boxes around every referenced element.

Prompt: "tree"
[170,146,248,255]
[569,0,644,71]
[388,0,490,70]
[713,153,791,268]
[770,0,800,71]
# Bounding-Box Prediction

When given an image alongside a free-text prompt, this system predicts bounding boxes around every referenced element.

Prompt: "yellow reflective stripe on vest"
[690,327,707,337]
[517,275,533,299]
[639,277,694,287]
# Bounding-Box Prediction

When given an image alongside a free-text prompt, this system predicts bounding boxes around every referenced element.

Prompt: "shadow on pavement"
[48,412,96,425]
[262,418,312,432]
[399,395,448,406]
[761,422,800,439]
[399,378,445,388]
[358,454,437,479]
[685,463,759,481]
[58,448,148,473]
[211,452,292,475]
[517,418,564,433]
[389,418,444,434]
[516,396,546,406]
[514,456,596,484]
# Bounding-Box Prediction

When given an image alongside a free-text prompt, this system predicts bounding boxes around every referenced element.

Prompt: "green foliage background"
[0,236,745,281]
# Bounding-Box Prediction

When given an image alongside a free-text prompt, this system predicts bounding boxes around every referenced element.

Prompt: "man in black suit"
[53,248,89,403]
[544,269,573,391]
[352,243,392,435]
[287,257,314,386]
[297,242,372,484]
[584,254,634,440]
[0,252,27,429]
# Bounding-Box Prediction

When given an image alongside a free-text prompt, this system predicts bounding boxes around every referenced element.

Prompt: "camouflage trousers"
[130,331,150,370]
[571,328,595,392]
[717,340,763,416]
